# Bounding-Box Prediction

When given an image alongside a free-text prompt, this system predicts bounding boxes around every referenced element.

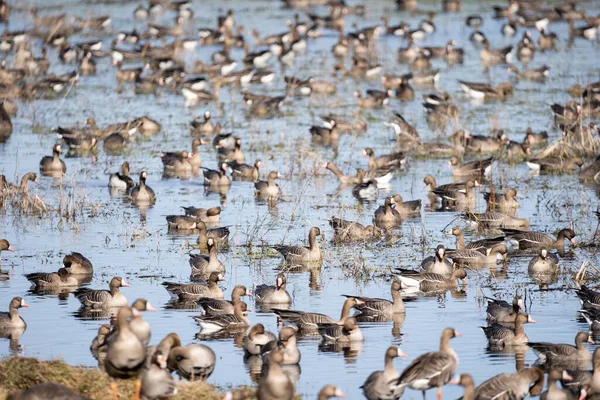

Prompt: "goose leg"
[422,390,427,400]
[132,379,141,400]
[437,388,442,400]
[110,381,118,400]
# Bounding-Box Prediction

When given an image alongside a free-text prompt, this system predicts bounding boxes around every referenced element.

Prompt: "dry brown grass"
[0,357,256,400]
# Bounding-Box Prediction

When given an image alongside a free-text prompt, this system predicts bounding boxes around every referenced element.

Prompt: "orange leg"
[132,379,141,400]
[110,381,118,400]
[437,388,442,400]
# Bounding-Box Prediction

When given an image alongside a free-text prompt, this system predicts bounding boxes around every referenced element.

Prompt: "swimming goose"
[318,385,346,400]
[196,221,230,248]
[485,295,523,323]
[310,120,339,144]
[329,217,381,242]
[195,301,250,334]
[424,176,472,200]
[244,323,277,355]
[421,245,454,276]
[198,285,252,316]
[480,38,513,64]
[25,267,78,289]
[526,157,584,174]
[321,162,360,185]
[140,351,177,400]
[272,226,323,264]
[130,171,156,205]
[255,273,293,305]
[0,297,28,330]
[484,187,519,212]
[108,162,135,191]
[361,148,406,171]
[361,346,408,400]
[166,215,198,230]
[163,272,225,301]
[272,298,360,334]
[354,90,391,108]
[229,160,261,181]
[257,349,295,400]
[508,65,550,81]
[465,211,531,230]
[161,150,192,172]
[202,162,231,187]
[129,299,156,347]
[39,144,67,175]
[528,249,560,288]
[190,111,215,135]
[446,244,508,266]
[317,317,363,343]
[541,369,577,400]
[505,228,576,250]
[395,267,467,292]
[63,252,93,275]
[459,81,513,100]
[255,171,283,200]
[155,332,216,381]
[373,196,402,227]
[343,280,407,316]
[391,194,421,217]
[473,368,544,400]
[433,179,479,210]
[528,331,593,368]
[182,206,221,224]
[538,28,557,50]
[481,312,534,347]
[189,238,226,278]
[218,137,245,163]
[74,277,129,309]
[449,156,493,177]
[386,112,420,143]
[393,328,460,400]
[352,173,379,201]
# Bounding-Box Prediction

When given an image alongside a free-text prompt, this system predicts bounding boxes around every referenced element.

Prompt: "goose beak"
[121,278,130,287]
[571,238,577,246]
[334,389,346,398]
[7,246,14,252]
[528,316,536,324]
[246,291,253,297]
[588,337,595,344]
[146,302,157,312]
[21,300,29,308]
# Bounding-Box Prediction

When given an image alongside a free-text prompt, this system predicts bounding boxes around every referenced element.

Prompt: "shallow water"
[1,0,600,398]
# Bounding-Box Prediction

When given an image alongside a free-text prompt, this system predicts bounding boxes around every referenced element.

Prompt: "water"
[1,0,600,398]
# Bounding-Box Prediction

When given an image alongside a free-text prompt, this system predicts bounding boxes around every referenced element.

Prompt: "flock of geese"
[0,0,599,398]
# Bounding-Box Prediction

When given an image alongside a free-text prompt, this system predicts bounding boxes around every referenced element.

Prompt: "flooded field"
[1,0,600,398]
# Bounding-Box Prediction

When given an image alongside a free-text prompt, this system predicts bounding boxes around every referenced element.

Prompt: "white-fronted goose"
[0,297,28,330]
[451,374,475,400]
[273,226,323,265]
[310,120,339,144]
[528,332,593,367]
[343,280,406,316]
[386,112,420,143]
[466,211,530,230]
[3,172,37,195]
[449,156,493,177]
[198,285,252,315]
[244,323,277,355]
[481,312,534,347]
[25,267,78,288]
[318,385,345,400]
[576,286,600,307]
[189,238,226,278]
[140,351,177,400]
[161,150,192,173]
[505,228,576,250]
[74,277,129,309]
[329,217,381,242]
[541,369,576,400]
[272,298,360,334]
[526,157,584,174]
[448,227,504,254]
[156,332,215,381]
[130,171,156,205]
[396,267,467,292]
[421,245,453,276]
[480,38,513,64]
[447,244,508,265]
[195,301,250,334]
[483,188,519,213]
[394,328,460,400]
[459,81,513,100]
[255,273,293,305]
[260,326,301,366]
[163,272,225,301]
[63,252,93,275]
[424,176,470,200]
[196,221,230,248]
[182,206,221,224]
[391,194,421,217]
[39,144,67,176]
[485,295,523,324]
[373,197,402,227]
[361,148,406,171]
[465,130,507,153]
[10,383,90,400]
[0,101,12,138]
[473,368,544,400]
[321,162,360,185]
[105,307,145,400]
[508,65,550,81]
[108,162,134,191]
[218,137,245,163]
[166,215,198,230]
[317,317,363,343]
[230,160,261,181]
[190,111,214,135]
[202,162,231,187]
[352,173,378,201]
[433,179,479,210]
[361,346,407,400]
[528,249,560,289]
[255,171,283,200]
[130,299,156,347]
[257,349,295,400]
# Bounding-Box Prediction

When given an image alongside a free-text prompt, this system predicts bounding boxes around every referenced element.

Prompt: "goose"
[25,267,78,289]
[198,285,252,315]
[230,160,261,181]
[140,352,177,400]
[352,173,378,201]
[255,273,293,305]
[540,369,577,400]
[354,90,391,108]
[163,272,225,301]
[202,162,231,187]
[74,277,129,309]
[255,171,283,200]
[63,252,94,275]
[196,221,230,248]
[4,172,38,195]
[465,211,530,230]
[480,39,513,64]
[361,148,406,171]
[155,332,216,381]
[190,111,214,135]
[39,144,67,175]
[182,206,221,224]
[272,226,323,265]
[508,65,550,81]
[130,171,156,205]
[108,162,135,191]
[0,297,28,331]
[317,317,363,343]
[10,383,90,400]
[244,323,277,355]
[450,374,475,400]
[448,227,505,255]
[577,286,600,307]
[433,179,479,210]
[448,156,493,177]
[373,197,402,227]
[393,328,460,400]
[318,385,346,400]
[473,368,545,400]
[528,249,560,289]
[483,187,519,212]
[129,299,156,347]
[538,28,557,50]
[446,244,508,266]
[485,295,524,324]
[329,217,381,242]
[257,350,295,400]
[361,346,408,400]
[166,215,198,230]
[361,168,394,185]
[189,238,226,278]
[161,150,192,173]
[0,101,13,137]
[195,301,251,334]
[421,245,453,276]
[528,331,593,367]
[526,157,583,174]
[458,81,513,100]
[310,120,339,144]
[260,326,301,366]
[395,267,467,292]
[272,298,360,334]
[504,228,576,250]
[217,137,245,163]
[342,280,407,316]
[481,312,535,347]
[321,162,360,185]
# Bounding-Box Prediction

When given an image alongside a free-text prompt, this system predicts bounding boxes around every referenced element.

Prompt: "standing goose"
[255,171,283,200]
[74,277,129,309]
[39,144,67,176]
[108,162,135,191]
[0,297,28,330]
[329,217,381,242]
[473,368,545,400]
[361,147,406,171]
[257,349,295,400]
[448,156,493,177]
[481,312,535,347]
[202,162,231,187]
[244,323,277,355]
[343,280,406,317]
[528,331,593,367]
[163,272,225,301]
[195,301,251,334]
[198,285,252,316]
[130,299,156,347]
[505,228,576,250]
[395,267,467,293]
[156,332,216,381]
[130,171,156,205]
[421,245,453,276]
[272,298,360,334]
[373,196,402,227]
[104,307,146,400]
[394,328,461,400]
[317,317,363,343]
[362,346,408,400]
[272,226,323,265]
[196,221,230,248]
[63,252,94,275]
[255,273,293,305]
[189,238,226,278]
